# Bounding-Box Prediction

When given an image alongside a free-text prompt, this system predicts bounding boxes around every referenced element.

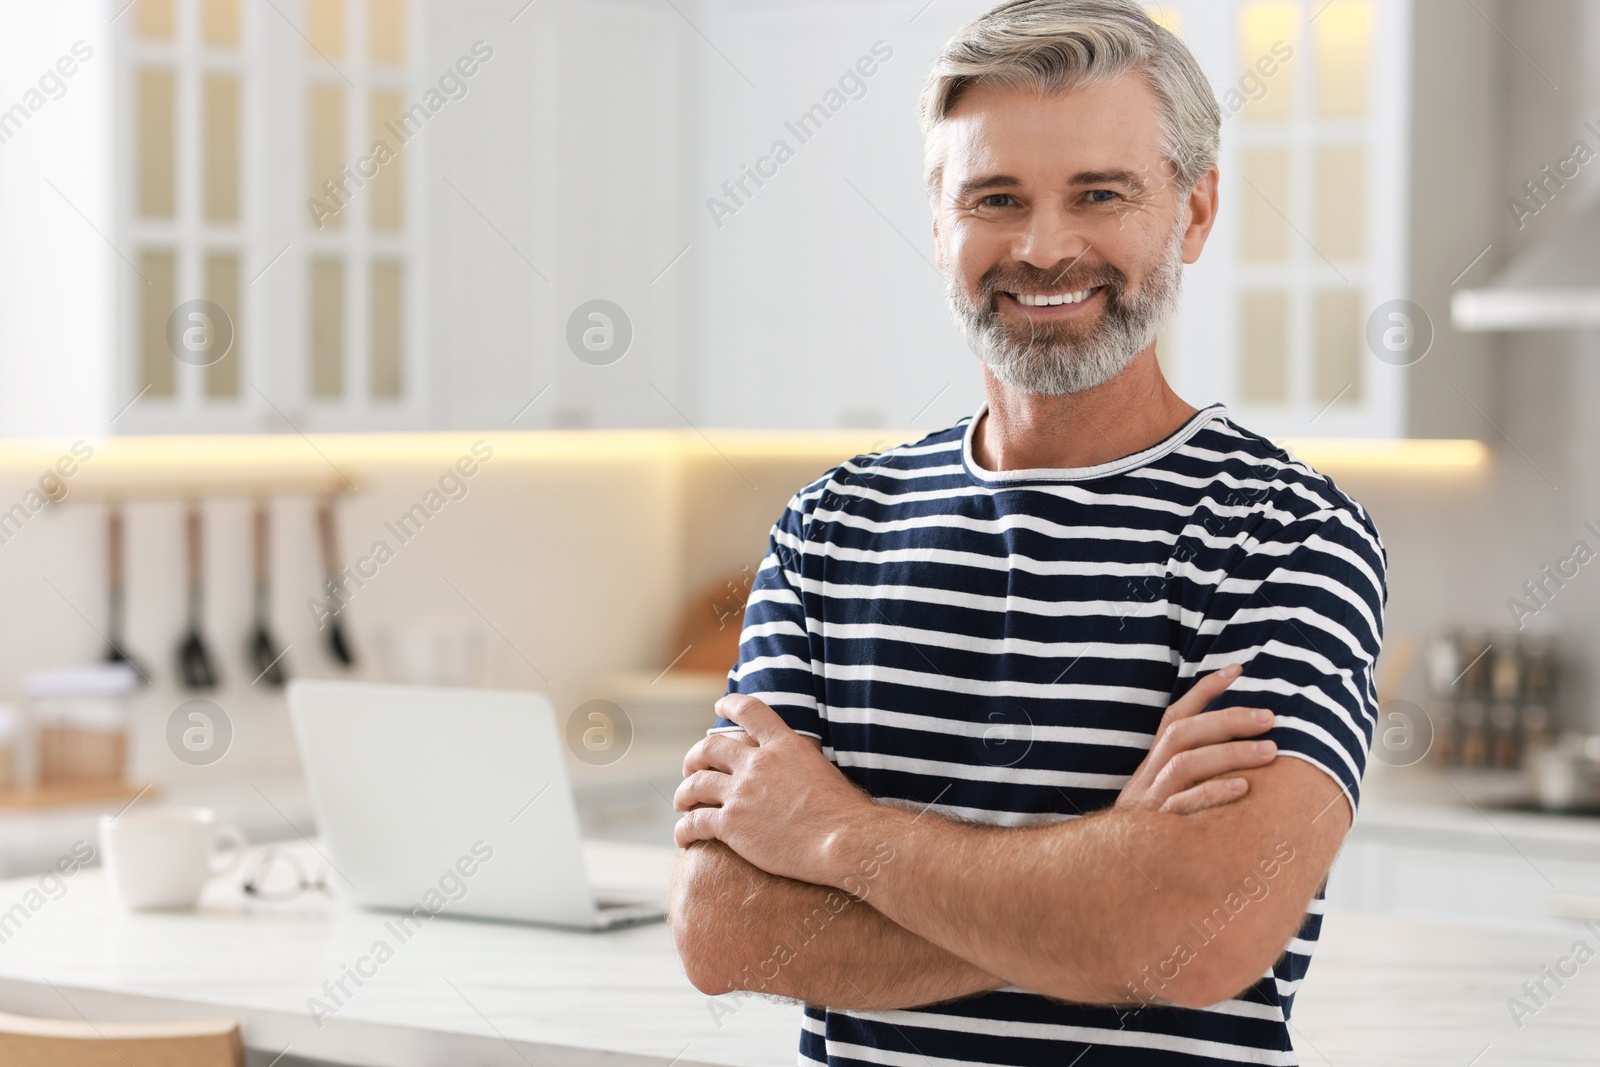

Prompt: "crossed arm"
[671,839,1002,1011]
[669,666,1353,1011]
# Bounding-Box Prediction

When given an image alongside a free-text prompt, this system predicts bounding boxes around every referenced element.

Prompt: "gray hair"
[917,0,1221,201]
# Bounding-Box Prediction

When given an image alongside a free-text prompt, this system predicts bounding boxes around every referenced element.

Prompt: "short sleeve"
[1185,508,1387,817]
[709,486,826,742]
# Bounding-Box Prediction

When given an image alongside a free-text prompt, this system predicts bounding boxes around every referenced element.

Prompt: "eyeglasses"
[240,847,331,902]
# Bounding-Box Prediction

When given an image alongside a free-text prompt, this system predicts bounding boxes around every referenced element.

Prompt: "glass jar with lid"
[0,703,21,792]
[25,664,139,788]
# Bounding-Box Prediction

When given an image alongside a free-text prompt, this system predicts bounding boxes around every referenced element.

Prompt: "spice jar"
[26,665,138,788]
[0,704,20,792]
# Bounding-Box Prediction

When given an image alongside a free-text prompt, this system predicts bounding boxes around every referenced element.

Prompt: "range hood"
[1452,195,1600,332]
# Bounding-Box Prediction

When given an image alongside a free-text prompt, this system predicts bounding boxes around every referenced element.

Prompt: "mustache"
[977,264,1126,303]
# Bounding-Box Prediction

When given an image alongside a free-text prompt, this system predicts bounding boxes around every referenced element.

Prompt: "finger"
[1159,706,1275,753]
[1150,739,1277,799]
[682,736,712,778]
[674,807,723,848]
[1139,708,1273,794]
[683,733,756,777]
[1160,776,1250,815]
[684,727,754,777]
[715,694,793,746]
[1159,663,1243,730]
[673,769,731,812]
[1127,667,1247,797]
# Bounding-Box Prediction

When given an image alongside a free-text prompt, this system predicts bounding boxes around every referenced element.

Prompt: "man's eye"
[1086,189,1119,203]
[978,193,1015,208]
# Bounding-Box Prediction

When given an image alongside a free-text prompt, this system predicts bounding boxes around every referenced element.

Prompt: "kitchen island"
[0,838,1595,1066]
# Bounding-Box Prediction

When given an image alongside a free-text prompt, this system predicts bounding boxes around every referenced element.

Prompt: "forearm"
[823,804,1196,1004]
[817,761,1342,1008]
[670,840,1003,1010]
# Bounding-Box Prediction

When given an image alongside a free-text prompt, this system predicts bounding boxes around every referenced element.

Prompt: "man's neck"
[971,346,1199,472]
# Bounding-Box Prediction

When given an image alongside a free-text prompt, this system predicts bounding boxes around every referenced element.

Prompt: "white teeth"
[1014,288,1096,306]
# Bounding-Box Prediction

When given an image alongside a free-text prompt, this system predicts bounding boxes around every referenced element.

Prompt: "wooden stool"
[0,1010,244,1067]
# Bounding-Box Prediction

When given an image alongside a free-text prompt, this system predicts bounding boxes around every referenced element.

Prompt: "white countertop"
[0,836,1597,1066]
[0,776,316,879]
[0,839,797,1067]
[4,760,1599,1064]
[1292,910,1600,1065]
[1354,764,1600,862]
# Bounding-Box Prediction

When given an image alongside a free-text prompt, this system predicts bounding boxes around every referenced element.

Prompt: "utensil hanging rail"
[56,478,358,502]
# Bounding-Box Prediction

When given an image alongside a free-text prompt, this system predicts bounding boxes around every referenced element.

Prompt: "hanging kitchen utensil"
[176,504,219,691]
[249,501,288,686]
[103,504,150,684]
[317,499,356,667]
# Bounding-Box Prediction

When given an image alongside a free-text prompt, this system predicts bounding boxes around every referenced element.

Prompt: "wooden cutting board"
[667,566,762,674]
[0,781,160,811]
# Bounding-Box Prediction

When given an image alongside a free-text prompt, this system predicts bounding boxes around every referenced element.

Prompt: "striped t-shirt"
[711,402,1386,1066]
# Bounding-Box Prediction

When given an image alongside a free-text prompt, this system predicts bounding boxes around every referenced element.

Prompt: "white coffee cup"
[98,806,247,910]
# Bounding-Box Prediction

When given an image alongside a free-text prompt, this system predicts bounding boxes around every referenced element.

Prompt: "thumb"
[715,695,790,745]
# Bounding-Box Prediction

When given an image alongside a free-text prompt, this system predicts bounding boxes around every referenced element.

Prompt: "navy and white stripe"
[712,403,1387,1066]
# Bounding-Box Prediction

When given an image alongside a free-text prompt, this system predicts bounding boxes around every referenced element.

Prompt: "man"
[670,1,1386,1062]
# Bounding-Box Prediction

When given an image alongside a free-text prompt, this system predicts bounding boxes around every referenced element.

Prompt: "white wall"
[0,434,867,790]
[0,448,691,786]
[1,428,1592,798]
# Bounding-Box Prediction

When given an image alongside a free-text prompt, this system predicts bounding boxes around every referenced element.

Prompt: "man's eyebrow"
[951,169,1151,201]
[951,174,1022,200]
[1069,169,1150,193]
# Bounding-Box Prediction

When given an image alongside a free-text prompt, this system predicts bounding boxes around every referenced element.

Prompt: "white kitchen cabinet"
[0,0,1488,438]
[427,0,696,431]
[111,0,438,435]
[688,0,986,432]
[1329,815,1600,935]
[4,0,693,437]
[1148,0,1415,439]
[0,5,118,438]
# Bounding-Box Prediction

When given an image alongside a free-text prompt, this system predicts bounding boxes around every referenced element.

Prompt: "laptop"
[286,679,667,930]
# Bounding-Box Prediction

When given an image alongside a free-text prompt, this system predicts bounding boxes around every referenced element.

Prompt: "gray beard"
[944,214,1187,396]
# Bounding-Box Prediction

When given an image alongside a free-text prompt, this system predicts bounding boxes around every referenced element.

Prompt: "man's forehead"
[939,76,1166,186]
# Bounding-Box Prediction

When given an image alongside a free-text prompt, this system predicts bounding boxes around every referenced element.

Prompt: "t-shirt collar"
[960,400,1228,485]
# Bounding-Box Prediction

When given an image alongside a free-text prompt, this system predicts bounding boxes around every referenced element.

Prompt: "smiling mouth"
[999,286,1104,308]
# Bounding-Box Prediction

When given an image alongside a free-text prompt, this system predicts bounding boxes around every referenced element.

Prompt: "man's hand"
[674,695,876,885]
[677,670,1275,884]
[1115,662,1278,814]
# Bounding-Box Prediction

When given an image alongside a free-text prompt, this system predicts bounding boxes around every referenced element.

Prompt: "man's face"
[933,75,1196,396]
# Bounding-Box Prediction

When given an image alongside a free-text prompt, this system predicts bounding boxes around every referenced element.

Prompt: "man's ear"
[1181,166,1220,265]
[932,216,944,272]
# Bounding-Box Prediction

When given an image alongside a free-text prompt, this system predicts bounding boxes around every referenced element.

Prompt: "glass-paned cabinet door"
[117,0,424,433]
[1144,0,1411,439]
[298,0,423,430]
[123,0,246,430]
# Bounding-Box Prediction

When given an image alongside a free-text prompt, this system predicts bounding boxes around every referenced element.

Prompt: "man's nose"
[1012,204,1092,273]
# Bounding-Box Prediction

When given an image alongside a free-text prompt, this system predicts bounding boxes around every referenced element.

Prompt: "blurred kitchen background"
[0,0,1599,936]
